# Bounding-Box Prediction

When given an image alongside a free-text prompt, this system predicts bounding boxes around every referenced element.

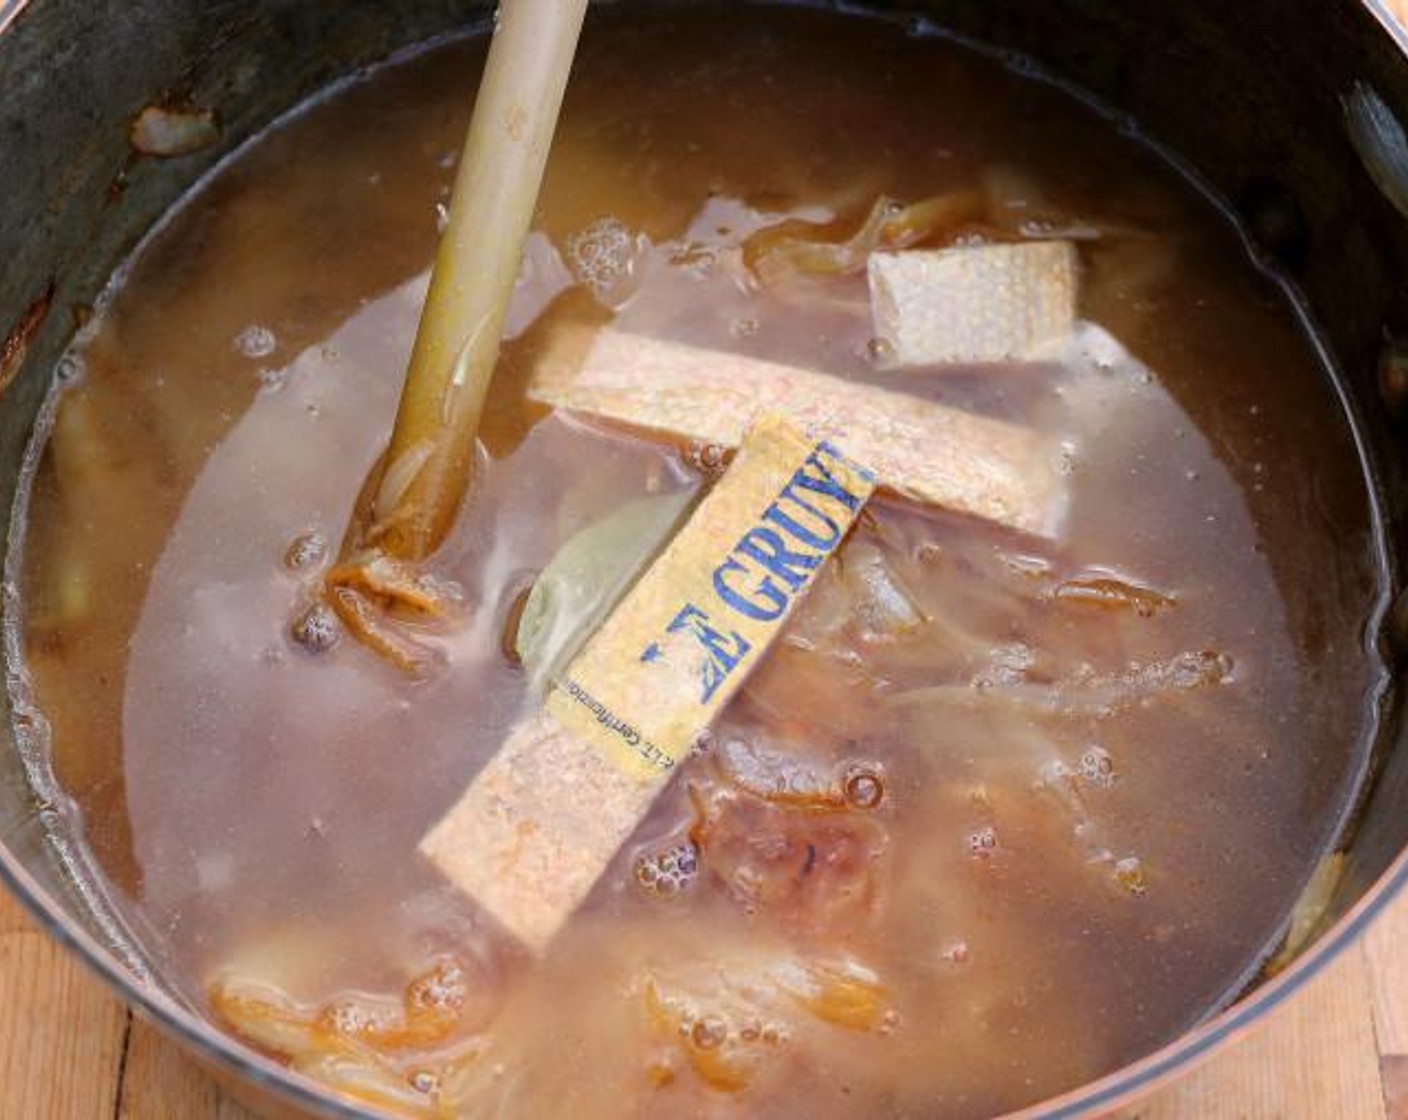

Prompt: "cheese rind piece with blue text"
[419,415,875,952]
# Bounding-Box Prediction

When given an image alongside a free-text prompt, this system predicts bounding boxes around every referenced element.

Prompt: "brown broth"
[15,5,1388,1118]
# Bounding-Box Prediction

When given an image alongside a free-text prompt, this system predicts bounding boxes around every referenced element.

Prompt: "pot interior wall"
[0,0,1404,1092]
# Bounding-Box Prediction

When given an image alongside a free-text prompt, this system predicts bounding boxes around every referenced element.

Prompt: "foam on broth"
[16,5,1387,1117]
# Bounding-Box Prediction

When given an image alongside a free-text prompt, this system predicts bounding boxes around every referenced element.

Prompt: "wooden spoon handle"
[380,0,590,560]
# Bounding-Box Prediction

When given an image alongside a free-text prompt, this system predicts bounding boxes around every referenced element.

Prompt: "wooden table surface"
[8,3,1408,1117]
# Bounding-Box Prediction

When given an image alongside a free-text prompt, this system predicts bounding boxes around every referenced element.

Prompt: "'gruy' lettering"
[737,526,823,589]
[761,485,844,550]
[791,441,870,512]
[652,435,874,706]
[713,556,789,622]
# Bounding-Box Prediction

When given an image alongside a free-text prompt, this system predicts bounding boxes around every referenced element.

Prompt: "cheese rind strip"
[867,241,1078,368]
[420,709,652,952]
[530,327,1063,537]
[420,415,875,951]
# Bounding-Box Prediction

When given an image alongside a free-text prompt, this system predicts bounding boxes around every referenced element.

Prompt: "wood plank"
[1385,1056,1408,1120]
[1367,885,1408,1055]
[0,887,130,1120]
[1117,946,1387,1120]
[116,1018,258,1120]
[0,878,31,935]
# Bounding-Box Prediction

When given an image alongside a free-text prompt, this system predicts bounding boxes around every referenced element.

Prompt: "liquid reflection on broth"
[17,5,1387,1118]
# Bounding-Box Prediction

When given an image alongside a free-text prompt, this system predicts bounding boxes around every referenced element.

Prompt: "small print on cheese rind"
[867,241,1077,368]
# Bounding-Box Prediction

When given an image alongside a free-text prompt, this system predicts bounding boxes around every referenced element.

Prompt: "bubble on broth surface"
[682,441,728,478]
[966,826,999,858]
[1078,746,1116,788]
[256,367,289,394]
[1112,856,1149,896]
[54,353,85,385]
[635,842,700,899]
[291,602,340,654]
[234,324,278,359]
[566,217,645,307]
[842,767,885,810]
[283,530,328,573]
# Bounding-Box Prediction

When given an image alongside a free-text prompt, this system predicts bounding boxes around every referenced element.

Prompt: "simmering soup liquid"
[14,5,1389,1117]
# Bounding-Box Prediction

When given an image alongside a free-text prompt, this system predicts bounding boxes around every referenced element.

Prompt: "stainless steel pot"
[2,1,1406,1116]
